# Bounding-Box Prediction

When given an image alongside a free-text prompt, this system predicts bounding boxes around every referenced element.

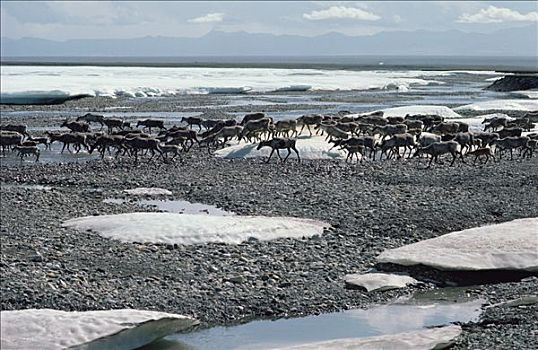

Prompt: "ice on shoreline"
[0,309,197,350]
[62,212,328,245]
[378,218,538,272]
[1,66,459,101]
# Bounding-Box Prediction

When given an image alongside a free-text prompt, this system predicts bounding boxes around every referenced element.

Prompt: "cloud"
[188,12,224,24]
[303,6,380,21]
[457,6,538,24]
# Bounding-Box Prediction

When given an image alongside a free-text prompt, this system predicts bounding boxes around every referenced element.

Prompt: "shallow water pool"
[143,293,482,350]
[103,198,234,216]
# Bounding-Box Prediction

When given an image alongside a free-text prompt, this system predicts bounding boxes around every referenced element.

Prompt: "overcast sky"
[1,1,537,40]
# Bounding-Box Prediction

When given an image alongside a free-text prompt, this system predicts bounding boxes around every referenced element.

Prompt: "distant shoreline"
[2,55,537,73]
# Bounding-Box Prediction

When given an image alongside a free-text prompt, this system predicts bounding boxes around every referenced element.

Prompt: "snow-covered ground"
[273,325,462,350]
[377,218,538,271]
[0,309,197,350]
[62,212,329,245]
[214,136,345,160]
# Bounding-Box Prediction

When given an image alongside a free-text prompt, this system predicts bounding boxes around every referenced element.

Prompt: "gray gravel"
[1,92,537,348]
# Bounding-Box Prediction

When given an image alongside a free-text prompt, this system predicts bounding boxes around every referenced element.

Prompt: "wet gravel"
[1,144,537,348]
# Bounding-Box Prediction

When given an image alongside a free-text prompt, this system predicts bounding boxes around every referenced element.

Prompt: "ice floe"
[344,273,419,292]
[378,218,538,272]
[0,90,91,105]
[0,66,449,101]
[455,99,538,112]
[0,309,197,350]
[273,325,462,350]
[62,212,328,245]
[124,187,172,196]
[214,136,346,160]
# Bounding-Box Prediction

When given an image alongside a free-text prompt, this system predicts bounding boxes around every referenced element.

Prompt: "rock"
[227,275,245,284]
[29,253,44,263]
[485,75,538,92]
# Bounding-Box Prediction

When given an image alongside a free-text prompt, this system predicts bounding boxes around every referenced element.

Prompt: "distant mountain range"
[1,25,536,57]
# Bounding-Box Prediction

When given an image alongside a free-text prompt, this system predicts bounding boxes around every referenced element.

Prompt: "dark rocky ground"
[1,144,537,348]
[1,86,537,348]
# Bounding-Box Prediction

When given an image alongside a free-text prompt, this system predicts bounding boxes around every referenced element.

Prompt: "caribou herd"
[1,110,537,167]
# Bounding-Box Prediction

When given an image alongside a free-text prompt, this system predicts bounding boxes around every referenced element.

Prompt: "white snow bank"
[0,309,197,350]
[214,136,346,160]
[124,187,172,196]
[62,212,328,245]
[344,273,419,292]
[455,99,538,112]
[378,218,538,272]
[374,105,462,119]
[273,325,462,350]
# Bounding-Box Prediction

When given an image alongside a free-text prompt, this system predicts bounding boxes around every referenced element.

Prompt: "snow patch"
[378,218,538,272]
[0,309,197,350]
[124,187,172,196]
[62,212,328,245]
[344,273,419,292]
[273,325,462,350]
[214,136,346,160]
[455,99,538,112]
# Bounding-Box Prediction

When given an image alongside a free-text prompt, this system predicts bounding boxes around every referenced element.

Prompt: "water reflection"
[103,198,234,216]
[154,298,482,350]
